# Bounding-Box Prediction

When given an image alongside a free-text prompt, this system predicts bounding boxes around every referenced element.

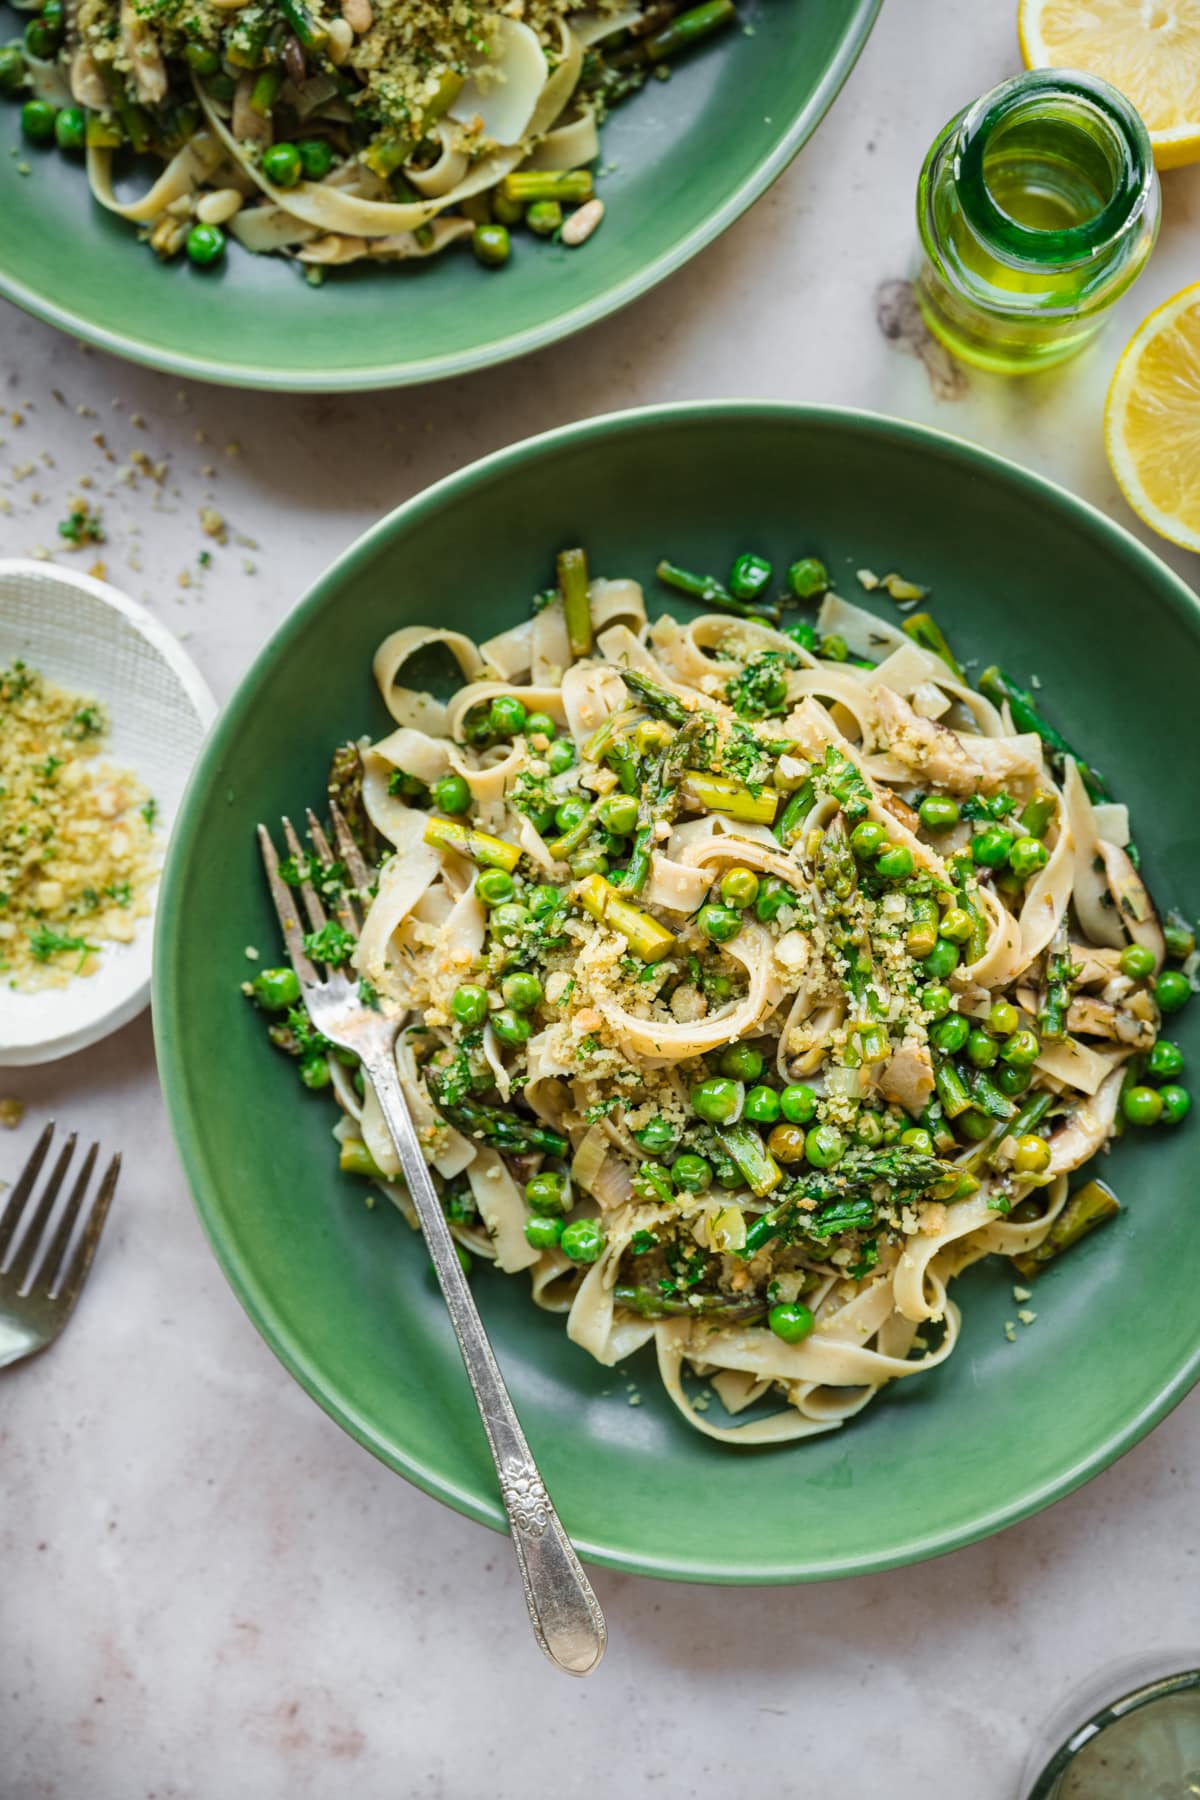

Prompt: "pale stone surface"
[1,1,1197,1795]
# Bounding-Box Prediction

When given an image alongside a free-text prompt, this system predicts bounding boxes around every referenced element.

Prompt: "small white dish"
[0,559,217,1066]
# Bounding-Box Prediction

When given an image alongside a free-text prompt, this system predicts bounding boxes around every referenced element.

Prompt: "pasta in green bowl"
[156,406,1200,1581]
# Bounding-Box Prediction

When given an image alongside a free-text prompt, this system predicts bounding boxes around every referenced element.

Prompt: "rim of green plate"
[155,402,1200,1582]
[0,1,880,393]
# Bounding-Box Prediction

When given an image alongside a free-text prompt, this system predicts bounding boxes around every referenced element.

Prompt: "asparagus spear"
[680,771,780,825]
[614,1284,766,1323]
[620,666,696,728]
[741,1146,952,1254]
[642,0,737,61]
[979,667,1109,803]
[575,872,677,962]
[934,1056,973,1119]
[424,815,521,873]
[967,1067,1016,1120]
[960,1087,1054,1176]
[656,558,780,623]
[278,0,329,50]
[816,813,858,900]
[546,800,599,860]
[625,718,702,894]
[339,1138,385,1179]
[557,546,593,660]
[1039,920,1075,1042]
[1010,1178,1120,1278]
[501,170,594,205]
[428,1071,569,1157]
[1020,789,1057,838]
[903,611,964,680]
[716,1123,784,1197]
[774,777,814,848]
[906,895,941,959]
[328,741,382,862]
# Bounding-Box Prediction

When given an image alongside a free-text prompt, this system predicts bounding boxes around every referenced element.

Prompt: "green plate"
[0,0,878,391]
[155,405,1200,1583]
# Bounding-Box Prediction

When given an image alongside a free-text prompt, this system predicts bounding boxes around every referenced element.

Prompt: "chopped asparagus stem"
[979,667,1109,803]
[575,872,677,962]
[681,771,780,825]
[1011,1178,1120,1278]
[557,546,593,659]
[424,815,521,872]
[716,1122,783,1197]
[903,611,964,680]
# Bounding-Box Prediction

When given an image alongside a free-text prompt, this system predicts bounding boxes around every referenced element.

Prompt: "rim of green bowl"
[155,402,1200,1582]
[0,1,880,393]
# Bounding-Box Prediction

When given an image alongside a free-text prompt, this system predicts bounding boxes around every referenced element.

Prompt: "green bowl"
[155,404,1200,1583]
[0,0,878,391]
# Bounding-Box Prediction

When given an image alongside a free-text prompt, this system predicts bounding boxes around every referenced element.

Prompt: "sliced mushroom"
[869,684,1042,794]
[1096,839,1165,972]
[1066,996,1155,1049]
[120,0,167,105]
[873,1042,935,1113]
[69,43,108,108]
[877,788,921,834]
[1046,1068,1124,1177]
[1072,943,1122,987]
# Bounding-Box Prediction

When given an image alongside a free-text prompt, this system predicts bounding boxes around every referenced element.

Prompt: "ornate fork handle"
[364,1053,607,1677]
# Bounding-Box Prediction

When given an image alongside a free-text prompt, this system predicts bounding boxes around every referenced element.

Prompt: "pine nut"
[561,198,604,247]
[196,187,245,225]
[341,0,372,32]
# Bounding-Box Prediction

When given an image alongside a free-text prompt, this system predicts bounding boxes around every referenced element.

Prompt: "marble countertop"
[3,1,1198,1794]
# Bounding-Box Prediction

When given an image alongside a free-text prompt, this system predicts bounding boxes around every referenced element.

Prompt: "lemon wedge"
[1105,281,1200,553]
[1018,0,1200,168]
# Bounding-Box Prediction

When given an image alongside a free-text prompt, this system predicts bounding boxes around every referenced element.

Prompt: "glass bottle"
[916,68,1160,374]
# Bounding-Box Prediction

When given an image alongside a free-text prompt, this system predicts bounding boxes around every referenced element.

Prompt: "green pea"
[768,1301,814,1343]
[0,44,26,95]
[966,1027,999,1069]
[937,907,972,944]
[262,141,302,187]
[501,970,542,1013]
[525,1215,564,1250]
[528,803,557,837]
[472,222,510,267]
[299,1052,330,1090]
[554,795,589,834]
[489,902,531,937]
[54,104,84,150]
[1164,923,1196,962]
[1119,943,1156,980]
[450,984,488,1027]
[853,1110,884,1147]
[1147,1039,1184,1081]
[719,866,760,909]
[922,940,960,979]
[1013,1134,1051,1174]
[768,1123,807,1163]
[1155,970,1192,1013]
[524,710,556,740]
[787,621,817,652]
[754,875,791,922]
[20,97,56,143]
[1008,835,1049,880]
[698,903,742,943]
[186,222,225,266]
[729,552,773,600]
[918,795,960,834]
[787,557,828,599]
[184,42,221,72]
[528,883,563,919]
[632,1161,675,1204]
[297,136,334,179]
[900,1127,933,1155]
[780,1083,817,1124]
[23,15,59,56]
[743,1084,781,1124]
[525,198,561,235]
[1122,1083,1163,1127]
[957,1108,992,1141]
[876,844,914,879]
[569,850,609,878]
[432,773,471,815]
[671,1152,713,1194]
[525,1170,567,1215]
[931,1013,969,1053]
[251,966,300,1011]
[1159,1084,1191,1124]
[485,696,523,740]
[476,869,515,907]
[690,1078,744,1125]
[923,982,953,1019]
[971,825,1015,868]
[492,1007,532,1047]
[718,1042,763,1082]
[561,1217,605,1263]
[634,1116,678,1154]
[989,1000,1019,1037]
[598,792,638,835]
[1001,1028,1040,1067]
[849,820,887,859]
[820,634,849,662]
[805,1124,845,1169]
[492,188,524,226]
[996,1062,1032,1097]
[547,739,576,775]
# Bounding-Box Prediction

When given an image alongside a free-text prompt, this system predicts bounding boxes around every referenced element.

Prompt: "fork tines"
[256,806,367,987]
[0,1121,120,1303]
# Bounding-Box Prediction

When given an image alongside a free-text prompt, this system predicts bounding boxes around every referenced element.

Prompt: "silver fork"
[258,807,607,1678]
[0,1123,121,1370]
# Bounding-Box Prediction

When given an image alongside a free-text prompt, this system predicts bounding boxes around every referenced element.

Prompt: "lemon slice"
[1105,281,1200,553]
[1018,0,1200,168]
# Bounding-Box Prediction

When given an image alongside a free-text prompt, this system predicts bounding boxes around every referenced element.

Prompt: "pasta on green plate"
[247,552,1194,1444]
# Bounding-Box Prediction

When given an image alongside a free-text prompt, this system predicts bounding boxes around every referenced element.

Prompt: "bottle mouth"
[955,68,1155,265]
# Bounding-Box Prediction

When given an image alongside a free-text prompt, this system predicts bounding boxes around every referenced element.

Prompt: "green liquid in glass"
[916,70,1160,373]
[1029,1671,1200,1800]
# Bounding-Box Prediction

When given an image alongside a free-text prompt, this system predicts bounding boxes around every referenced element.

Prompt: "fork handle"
[363,1055,607,1678]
